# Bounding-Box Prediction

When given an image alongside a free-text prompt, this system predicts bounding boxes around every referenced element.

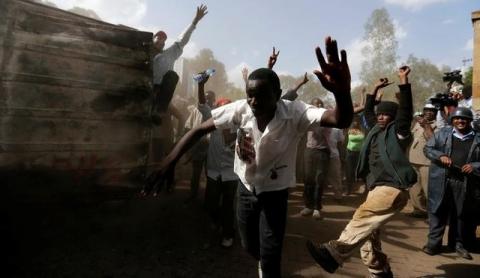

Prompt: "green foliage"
[463,66,473,87]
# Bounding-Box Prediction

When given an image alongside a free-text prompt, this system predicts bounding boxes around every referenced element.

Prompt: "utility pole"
[462,58,472,67]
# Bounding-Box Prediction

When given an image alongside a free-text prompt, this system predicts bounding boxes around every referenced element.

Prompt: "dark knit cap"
[376,101,398,118]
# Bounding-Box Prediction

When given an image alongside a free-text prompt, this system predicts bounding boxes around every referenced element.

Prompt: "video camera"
[429,93,457,110]
[442,70,463,84]
[429,70,463,110]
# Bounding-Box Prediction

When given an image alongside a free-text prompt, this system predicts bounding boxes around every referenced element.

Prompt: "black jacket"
[356,84,417,190]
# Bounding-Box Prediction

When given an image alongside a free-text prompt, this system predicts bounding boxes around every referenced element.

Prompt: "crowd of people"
[141,4,479,278]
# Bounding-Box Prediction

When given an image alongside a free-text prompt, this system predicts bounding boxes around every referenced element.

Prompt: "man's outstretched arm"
[177,4,208,48]
[142,118,216,196]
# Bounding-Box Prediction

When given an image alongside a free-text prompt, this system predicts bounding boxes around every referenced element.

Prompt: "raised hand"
[374,78,393,90]
[300,72,309,85]
[193,4,208,25]
[242,67,249,84]
[314,37,350,94]
[268,47,280,69]
[398,65,410,85]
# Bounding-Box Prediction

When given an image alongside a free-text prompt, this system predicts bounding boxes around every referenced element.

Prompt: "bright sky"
[48,0,478,88]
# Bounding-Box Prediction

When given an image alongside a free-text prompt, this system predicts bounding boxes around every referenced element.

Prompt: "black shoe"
[369,269,393,278]
[306,241,339,273]
[456,246,473,260]
[422,245,441,256]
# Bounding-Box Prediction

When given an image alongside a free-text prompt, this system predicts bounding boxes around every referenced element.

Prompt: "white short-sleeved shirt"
[212,99,326,194]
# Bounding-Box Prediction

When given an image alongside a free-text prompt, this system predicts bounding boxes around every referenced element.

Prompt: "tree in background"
[278,73,331,105]
[463,66,473,88]
[181,48,245,102]
[405,54,449,111]
[359,8,398,99]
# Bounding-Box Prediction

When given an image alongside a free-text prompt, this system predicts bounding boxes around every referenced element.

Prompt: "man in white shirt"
[143,37,353,278]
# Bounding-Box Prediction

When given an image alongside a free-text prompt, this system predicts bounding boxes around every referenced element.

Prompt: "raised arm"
[364,78,392,129]
[197,73,209,105]
[281,73,309,101]
[315,37,353,128]
[353,87,366,114]
[177,4,208,48]
[267,47,280,69]
[242,67,249,85]
[394,66,413,139]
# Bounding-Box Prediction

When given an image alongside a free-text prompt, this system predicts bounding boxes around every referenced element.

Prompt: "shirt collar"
[452,128,475,140]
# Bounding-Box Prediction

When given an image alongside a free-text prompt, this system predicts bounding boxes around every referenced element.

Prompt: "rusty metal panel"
[0,0,154,197]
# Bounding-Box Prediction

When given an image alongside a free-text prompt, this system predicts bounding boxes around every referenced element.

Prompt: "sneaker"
[258,261,263,278]
[300,207,314,216]
[312,210,323,220]
[221,238,233,248]
[306,241,339,273]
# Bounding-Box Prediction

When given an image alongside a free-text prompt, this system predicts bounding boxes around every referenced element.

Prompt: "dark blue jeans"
[303,148,330,210]
[237,182,289,278]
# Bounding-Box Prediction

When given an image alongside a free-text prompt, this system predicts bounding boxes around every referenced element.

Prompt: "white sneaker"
[312,210,323,220]
[221,238,233,248]
[258,261,263,278]
[300,207,314,216]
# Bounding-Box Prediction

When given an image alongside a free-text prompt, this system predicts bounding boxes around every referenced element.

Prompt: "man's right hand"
[373,78,393,91]
[141,159,176,197]
[439,155,452,168]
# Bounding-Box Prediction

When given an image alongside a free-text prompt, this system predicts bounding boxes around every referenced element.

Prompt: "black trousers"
[427,178,467,249]
[345,150,360,192]
[237,182,289,278]
[204,177,237,238]
[303,148,330,210]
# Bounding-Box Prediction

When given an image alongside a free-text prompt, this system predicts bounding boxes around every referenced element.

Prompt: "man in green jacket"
[307,66,416,278]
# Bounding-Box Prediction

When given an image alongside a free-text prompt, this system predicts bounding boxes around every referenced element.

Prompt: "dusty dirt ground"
[3,179,480,278]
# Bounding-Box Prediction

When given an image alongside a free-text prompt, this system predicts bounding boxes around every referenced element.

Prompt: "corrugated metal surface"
[0,0,153,197]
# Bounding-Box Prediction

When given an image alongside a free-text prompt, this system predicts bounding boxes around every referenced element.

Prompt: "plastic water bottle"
[193,68,216,82]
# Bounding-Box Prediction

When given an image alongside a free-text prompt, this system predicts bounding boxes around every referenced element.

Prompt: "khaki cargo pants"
[325,185,408,274]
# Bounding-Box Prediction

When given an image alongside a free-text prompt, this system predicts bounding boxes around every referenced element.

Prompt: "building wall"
[473,11,480,109]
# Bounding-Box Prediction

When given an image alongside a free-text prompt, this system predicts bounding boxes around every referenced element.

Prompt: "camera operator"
[433,71,477,130]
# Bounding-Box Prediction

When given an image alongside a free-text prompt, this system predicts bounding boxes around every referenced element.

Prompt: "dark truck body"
[0,0,154,201]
